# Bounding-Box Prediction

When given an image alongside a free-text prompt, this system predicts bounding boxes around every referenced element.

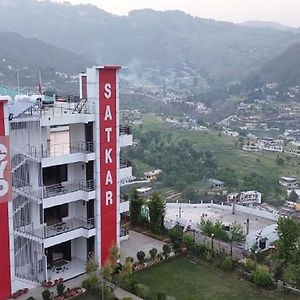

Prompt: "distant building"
[279,177,299,189]
[144,169,162,181]
[208,179,225,189]
[227,191,262,205]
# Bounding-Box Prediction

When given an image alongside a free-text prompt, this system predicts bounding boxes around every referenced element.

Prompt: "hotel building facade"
[0,66,132,299]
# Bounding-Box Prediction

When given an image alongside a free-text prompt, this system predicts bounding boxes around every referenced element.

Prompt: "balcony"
[120,194,129,213]
[44,217,95,238]
[42,141,94,158]
[43,180,95,209]
[119,125,133,148]
[40,100,95,126]
[119,158,132,182]
[41,141,95,167]
[120,125,132,135]
[120,226,129,241]
[44,217,96,248]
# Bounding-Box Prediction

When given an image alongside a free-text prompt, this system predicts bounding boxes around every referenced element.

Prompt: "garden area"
[133,256,299,300]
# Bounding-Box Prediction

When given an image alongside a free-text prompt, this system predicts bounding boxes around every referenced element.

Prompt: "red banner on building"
[99,68,118,264]
[0,135,12,204]
[0,100,11,300]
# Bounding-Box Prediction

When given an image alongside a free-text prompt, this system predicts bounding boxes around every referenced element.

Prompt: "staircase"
[72,98,88,114]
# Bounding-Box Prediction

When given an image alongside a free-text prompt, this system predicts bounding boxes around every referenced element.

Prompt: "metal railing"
[40,100,95,117]
[44,217,95,238]
[15,221,44,240]
[120,125,132,135]
[120,158,132,168]
[41,141,94,158]
[43,179,95,198]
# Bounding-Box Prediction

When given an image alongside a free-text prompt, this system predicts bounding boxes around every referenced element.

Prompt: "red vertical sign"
[0,100,11,300]
[99,67,118,264]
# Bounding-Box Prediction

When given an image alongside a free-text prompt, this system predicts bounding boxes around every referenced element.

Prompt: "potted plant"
[22,288,29,294]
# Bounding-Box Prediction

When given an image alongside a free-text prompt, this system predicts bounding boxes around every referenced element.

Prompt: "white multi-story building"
[227,191,262,205]
[0,66,132,299]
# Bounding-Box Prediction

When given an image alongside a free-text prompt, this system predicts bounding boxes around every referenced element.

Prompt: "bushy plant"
[82,274,99,291]
[41,289,51,300]
[57,283,65,296]
[134,283,150,298]
[168,225,183,243]
[86,254,99,273]
[149,248,158,260]
[172,240,182,254]
[26,297,36,300]
[137,251,146,263]
[182,235,195,250]
[223,256,233,271]
[252,268,273,287]
[162,244,171,258]
[245,258,256,271]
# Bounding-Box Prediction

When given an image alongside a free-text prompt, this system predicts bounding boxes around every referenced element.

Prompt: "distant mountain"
[245,43,300,88]
[1,0,300,89]
[240,21,298,32]
[0,31,94,90]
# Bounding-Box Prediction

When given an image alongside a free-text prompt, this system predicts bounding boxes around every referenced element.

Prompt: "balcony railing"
[43,179,95,198]
[44,217,95,239]
[41,141,94,158]
[120,194,129,202]
[120,159,132,169]
[120,125,132,135]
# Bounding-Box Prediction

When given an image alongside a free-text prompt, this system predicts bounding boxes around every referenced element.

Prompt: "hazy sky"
[52,0,300,27]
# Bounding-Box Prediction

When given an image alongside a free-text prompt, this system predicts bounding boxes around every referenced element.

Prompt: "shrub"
[162,244,171,258]
[86,255,99,273]
[223,257,233,271]
[252,268,273,287]
[137,251,146,264]
[149,248,158,260]
[26,297,36,300]
[172,240,182,254]
[57,283,65,296]
[82,274,99,291]
[126,257,134,263]
[183,235,195,250]
[245,258,256,272]
[41,290,51,300]
[157,292,167,300]
[168,225,183,243]
[134,283,150,298]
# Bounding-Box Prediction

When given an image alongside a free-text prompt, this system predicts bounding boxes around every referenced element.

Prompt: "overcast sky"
[52,0,300,27]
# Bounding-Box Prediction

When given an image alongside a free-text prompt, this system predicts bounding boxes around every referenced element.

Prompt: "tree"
[148,192,166,233]
[109,244,120,269]
[129,189,143,226]
[231,222,246,243]
[289,190,299,202]
[277,217,300,265]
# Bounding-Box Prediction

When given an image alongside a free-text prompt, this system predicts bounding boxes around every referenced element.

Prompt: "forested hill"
[1,0,300,85]
[245,43,300,88]
[0,31,94,87]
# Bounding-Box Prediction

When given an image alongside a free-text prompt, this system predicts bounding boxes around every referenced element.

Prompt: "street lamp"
[211,233,215,256]
[254,250,258,270]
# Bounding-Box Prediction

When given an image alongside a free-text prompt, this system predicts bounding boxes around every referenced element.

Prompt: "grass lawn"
[133,256,299,300]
